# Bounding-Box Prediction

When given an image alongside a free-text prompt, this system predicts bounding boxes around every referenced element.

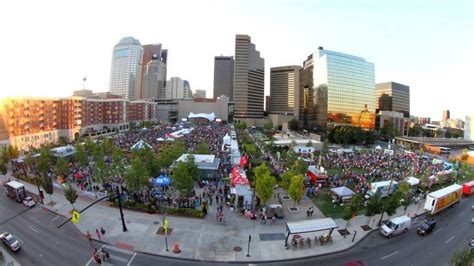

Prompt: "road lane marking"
[381,251,399,260]
[28,225,39,233]
[127,252,137,266]
[445,236,454,244]
[85,256,94,266]
[51,215,61,222]
[433,229,442,234]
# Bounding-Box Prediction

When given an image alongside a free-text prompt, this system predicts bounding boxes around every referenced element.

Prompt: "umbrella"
[152,175,171,186]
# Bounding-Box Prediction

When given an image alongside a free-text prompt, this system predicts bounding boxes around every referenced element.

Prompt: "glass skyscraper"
[109,37,143,100]
[313,47,376,130]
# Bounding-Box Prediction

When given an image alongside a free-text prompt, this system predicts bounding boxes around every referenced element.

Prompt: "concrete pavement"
[1,173,428,263]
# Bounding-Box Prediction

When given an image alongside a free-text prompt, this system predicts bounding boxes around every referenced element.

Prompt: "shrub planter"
[288,207,299,212]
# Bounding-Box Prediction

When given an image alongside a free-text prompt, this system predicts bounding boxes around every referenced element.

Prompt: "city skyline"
[0,0,473,121]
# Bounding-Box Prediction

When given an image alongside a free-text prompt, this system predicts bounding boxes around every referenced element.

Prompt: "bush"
[111,200,206,218]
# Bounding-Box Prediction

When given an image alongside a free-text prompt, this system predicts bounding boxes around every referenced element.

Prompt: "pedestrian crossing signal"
[72,210,80,224]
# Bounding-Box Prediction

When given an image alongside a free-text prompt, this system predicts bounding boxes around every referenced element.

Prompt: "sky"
[0,0,472,121]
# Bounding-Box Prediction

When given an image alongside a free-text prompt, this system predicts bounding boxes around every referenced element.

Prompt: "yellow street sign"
[163,218,169,234]
[72,210,80,224]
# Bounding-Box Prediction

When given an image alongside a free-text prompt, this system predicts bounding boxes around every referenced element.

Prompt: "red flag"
[240,156,248,169]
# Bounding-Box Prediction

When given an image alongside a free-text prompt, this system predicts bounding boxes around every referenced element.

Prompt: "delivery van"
[380,215,412,238]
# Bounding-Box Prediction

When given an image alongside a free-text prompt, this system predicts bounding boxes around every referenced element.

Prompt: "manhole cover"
[233,246,242,252]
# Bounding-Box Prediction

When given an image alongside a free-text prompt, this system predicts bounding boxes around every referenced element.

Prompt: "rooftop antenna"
[83,76,87,90]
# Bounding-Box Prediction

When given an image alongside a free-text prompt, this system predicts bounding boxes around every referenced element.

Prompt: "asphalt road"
[130,197,474,266]
[0,186,92,266]
[1,182,472,266]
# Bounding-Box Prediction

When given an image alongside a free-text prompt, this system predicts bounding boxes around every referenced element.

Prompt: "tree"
[92,145,107,185]
[408,125,423,137]
[102,138,114,156]
[235,121,247,131]
[254,164,276,206]
[37,146,52,179]
[111,147,126,177]
[365,194,382,226]
[171,161,194,198]
[342,206,353,230]
[379,121,399,141]
[42,173,54,204]
[460,149,469,162]
[322,139,329,155]
[288,118,299,131]
[185,155,199,181]
[125,157,150,194]
[306,140,313,147]
[64,184,78,209]
[23,152,34,175]
[264,121,273,131]
[54,157,69,180]
[280,170,294,192]
[84,137,96,155]
[450,248,472,266]
[288,174,304,207]
[293,159,308,176]
[196,141,211,154]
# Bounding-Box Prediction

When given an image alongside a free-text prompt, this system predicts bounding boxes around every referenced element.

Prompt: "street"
[1,182,472,266]
[267,196,474,266]
[0,186,91,266]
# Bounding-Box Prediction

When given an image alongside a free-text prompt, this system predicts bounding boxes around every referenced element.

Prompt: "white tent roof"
[330,186,355,198]
[131,139,152,150]
[405,176,420,186]
[188,112,215,122]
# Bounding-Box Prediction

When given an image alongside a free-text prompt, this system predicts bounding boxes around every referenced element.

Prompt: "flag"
[240,156,248,169]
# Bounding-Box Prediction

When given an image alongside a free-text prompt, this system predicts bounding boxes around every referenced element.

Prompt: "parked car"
[343,260,368,266]
[470,238,474,252]
[417,219,436,236]
[380,215,412,238]
[22,196,35,208]
[1,232,21,252]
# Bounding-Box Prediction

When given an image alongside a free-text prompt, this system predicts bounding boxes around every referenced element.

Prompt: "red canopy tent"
[231,166,249,186]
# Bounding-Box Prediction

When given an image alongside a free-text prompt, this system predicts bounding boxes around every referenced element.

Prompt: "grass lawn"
[326,167,366,177]
[310,189,365,219]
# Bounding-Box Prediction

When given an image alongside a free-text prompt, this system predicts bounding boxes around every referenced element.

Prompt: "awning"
[286,218,338,235]
[152,175,171,186]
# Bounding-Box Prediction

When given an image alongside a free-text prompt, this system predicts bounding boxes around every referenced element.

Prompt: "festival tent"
[231,167,249,186]
[152,175,171,186]
[131,139,152,150]
[375,145,382,150]
[188,112,216,122]
[156,137,165,142]
[306,165,329,184]
[330,186,355,202]
[405,176,420,187]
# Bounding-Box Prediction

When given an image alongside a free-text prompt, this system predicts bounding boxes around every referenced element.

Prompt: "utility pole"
[116,186,128,232]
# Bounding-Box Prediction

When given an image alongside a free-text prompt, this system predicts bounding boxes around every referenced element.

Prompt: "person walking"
[100,227,106,236]
[96,228,102,241]
[86,231,92,243]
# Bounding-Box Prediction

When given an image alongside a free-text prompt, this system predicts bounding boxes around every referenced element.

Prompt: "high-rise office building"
[269,66,300,116]
[109,37,143,100]
[464,115,474,141]
[299,55,315,129]
[442,110,450,121]
[194,90,207,98]
[312,47,376,129]
[233,35,264,119]
[164,77,192,99]
[375,82,410,118]
[213,56,234,100]
[140,44,167,100]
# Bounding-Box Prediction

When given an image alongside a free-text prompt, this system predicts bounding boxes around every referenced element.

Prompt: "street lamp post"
[116,186,128,232]
[246,235,251,257]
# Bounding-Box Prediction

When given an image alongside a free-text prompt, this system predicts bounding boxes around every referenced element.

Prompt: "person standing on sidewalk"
[96,228,102,241]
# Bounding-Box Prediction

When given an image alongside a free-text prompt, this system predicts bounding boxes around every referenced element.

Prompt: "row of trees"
[328,126,377,145]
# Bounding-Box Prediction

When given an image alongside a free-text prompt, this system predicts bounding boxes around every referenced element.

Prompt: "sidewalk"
[1,173,426,262]
[0,247,20,266]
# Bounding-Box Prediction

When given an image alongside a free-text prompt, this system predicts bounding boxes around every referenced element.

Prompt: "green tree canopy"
[255,165,276,206]
[292,159,308,176]
[64,184,78,209]
[280,170,294,191]
[196,141,211,154]
[54,157,69,178]
[365,194,382,225]
[111,147,126,177]
[125,157,150,194]
[74,141,88,168]
[288,118,299,131]
[288,174,304,207]
[38,146,52,178]
[264,121,273,131]
[171,161,195,197]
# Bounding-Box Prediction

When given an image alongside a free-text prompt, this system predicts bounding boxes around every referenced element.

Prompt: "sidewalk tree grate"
[153,221,160,225]
[338,229,351,236]
[233,246,242,252]
[156,227,173,235]
[361,225,372,231]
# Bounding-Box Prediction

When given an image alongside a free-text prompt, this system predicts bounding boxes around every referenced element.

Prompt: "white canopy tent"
[188,112,216,122]
[405,176,420,187]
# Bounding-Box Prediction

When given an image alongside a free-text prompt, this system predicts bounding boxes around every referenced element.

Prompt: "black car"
[417,220,436,236]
